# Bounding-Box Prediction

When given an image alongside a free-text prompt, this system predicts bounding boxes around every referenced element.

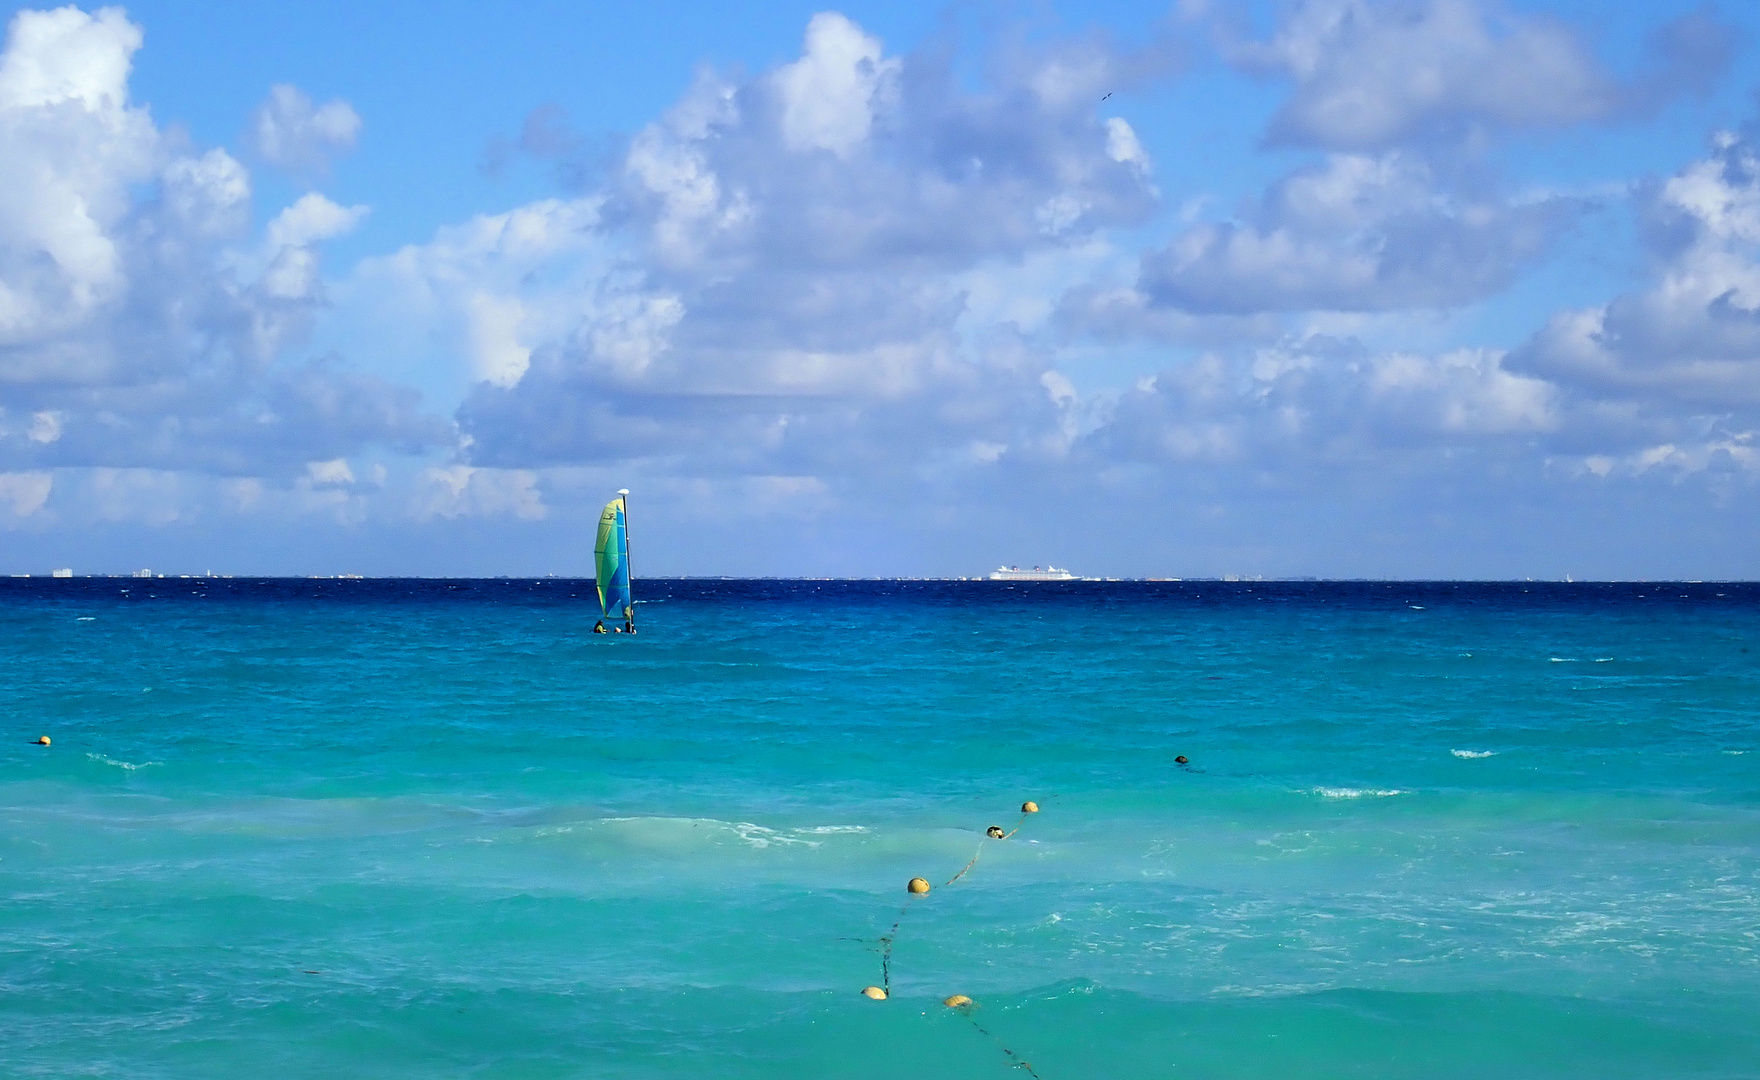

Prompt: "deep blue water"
[3,579,1758,1078]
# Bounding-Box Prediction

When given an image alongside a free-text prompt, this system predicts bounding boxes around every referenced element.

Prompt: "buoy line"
[859,798,1051,1077]
[945,994,1043,1080]
[868,800,1041,994]
[945,801,1038,887]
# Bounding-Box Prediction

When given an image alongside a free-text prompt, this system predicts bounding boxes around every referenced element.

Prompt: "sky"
[4,0,1760,578]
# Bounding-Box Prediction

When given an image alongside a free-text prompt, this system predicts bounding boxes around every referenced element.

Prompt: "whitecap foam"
[731,822,818,848]
[1549,657,1577,663]
[594,816,822,849]
[86,753,159,771]
[1312,787,1404,798]
[1451,749,1496,759]
[75,616,95,622]
[791,825,868,835]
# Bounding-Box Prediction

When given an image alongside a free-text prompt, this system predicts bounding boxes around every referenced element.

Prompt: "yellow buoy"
[986,825,1004,838]
[861,986,888,1000]
[907,877,931,895]
[35,735,50,746]
[943,994,973,1008]
[1021,800,1039,813]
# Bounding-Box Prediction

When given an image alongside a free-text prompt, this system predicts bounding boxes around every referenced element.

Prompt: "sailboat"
[593,489,634,633]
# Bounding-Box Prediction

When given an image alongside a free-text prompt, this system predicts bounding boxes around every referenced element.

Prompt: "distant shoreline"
[5,575,1756,585]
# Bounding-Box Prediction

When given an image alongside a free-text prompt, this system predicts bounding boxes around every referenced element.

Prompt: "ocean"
[3,578,1757,1078]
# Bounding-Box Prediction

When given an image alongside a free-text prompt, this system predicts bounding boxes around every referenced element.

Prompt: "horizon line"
[5,575,1757,585]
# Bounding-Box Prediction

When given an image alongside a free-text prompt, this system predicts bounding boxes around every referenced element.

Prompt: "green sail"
[594,494,632,621]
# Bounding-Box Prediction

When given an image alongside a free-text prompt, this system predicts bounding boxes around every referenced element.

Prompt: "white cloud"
[1516,123,1760,410]
[266,192,370,250]
[457,11,1165,482]
[0,5,156,347]
[160,148,251,237]
[0,5,138,109]
[305,458,354,486]
[26,410,60,443]
[772,12,899,158]
[0,469,50,518]
[1138,151,1579,314]
[1225,0,1729,150]
[416,465,546,520]
[1626,436,1758,476]
[1104,117,1149,171]
[8,5,1754,573]
[247,83,362,178]
[336,196,608,405]
[0,8,451,489]
[1367,347,1555,435]
[252,193,367,307]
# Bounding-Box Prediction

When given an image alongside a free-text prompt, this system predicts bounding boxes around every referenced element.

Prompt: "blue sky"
[5,0,1760,577]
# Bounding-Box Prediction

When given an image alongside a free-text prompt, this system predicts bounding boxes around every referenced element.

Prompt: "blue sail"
[594,496,632,621]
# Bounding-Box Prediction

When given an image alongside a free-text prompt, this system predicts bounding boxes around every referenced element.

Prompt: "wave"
[86,753,160,771]
[1312,787,1404,798]
[591,816,853,849]
[1451,749,1496,759]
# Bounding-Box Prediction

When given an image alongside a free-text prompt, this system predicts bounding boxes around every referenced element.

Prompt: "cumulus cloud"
[0,6,451,500]
[337,196,609,408]
[773,13,900,157]
[247,83,362,178]
[1506,120,1760,474]
[416,465,546,520]
[8,4,1753,571]
[1110,0,1717,322]
[1225,0,1733,151]
[0,5,156,349]
[1517,125,1760,405]
[1137,151,1579,313]
[266,192,370,250]
[444,12,1165,487]
[1094,335,1557,476]
[419,6,1752,557]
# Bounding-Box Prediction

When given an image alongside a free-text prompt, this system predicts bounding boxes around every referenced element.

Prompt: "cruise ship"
[989,565,1075,581]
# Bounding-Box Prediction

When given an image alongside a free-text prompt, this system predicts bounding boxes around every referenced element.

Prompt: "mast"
[618,488,633,627]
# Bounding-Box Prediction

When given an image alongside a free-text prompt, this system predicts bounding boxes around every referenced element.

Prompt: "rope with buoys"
[857,798,1049,1076]
[945,801,1038,887]
[866,802,1039,993]
[945,994,1043,1079]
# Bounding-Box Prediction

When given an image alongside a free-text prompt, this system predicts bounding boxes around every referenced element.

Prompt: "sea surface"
[2,578,1758,1079]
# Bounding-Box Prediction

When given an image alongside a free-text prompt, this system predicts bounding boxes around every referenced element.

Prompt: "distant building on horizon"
[51,568,73,578]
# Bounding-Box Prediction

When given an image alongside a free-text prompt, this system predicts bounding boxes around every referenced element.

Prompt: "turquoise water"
[3,579,1758,1079]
